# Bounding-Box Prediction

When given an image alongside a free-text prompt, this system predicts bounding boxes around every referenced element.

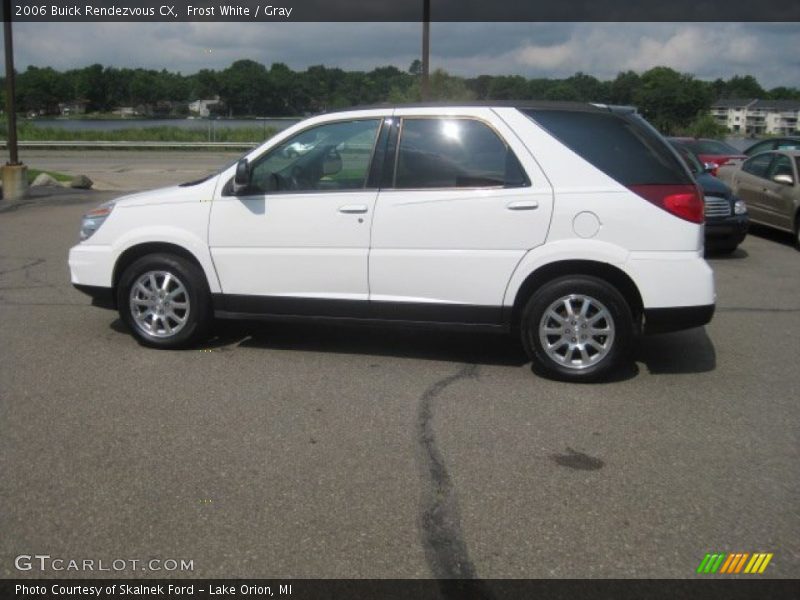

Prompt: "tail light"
[628,184,705,224]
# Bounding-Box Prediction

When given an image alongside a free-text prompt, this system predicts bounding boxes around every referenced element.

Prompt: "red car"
[668,137,746,176]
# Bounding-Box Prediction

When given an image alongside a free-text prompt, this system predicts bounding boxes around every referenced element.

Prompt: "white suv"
[69,103,715,381]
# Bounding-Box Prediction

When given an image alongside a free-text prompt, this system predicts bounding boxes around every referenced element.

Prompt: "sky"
[10,22,800,88]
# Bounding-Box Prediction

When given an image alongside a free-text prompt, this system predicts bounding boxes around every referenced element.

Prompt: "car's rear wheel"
[795,214,800,250]
[117,254,211,348]
[520,276,634,382]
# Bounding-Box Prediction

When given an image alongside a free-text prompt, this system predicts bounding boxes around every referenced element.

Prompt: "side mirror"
[773,173,794,186]
[233,158,251,194]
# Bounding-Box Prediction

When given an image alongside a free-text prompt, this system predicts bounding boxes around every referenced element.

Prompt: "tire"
[795,216,800,251]
[707,241,739,255]
[520,275,634,382]
[117,253,211,349]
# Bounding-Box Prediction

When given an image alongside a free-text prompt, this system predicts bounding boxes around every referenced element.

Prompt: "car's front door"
[734,152,775,223]
[759,153,798,230]
[209,117,385,314]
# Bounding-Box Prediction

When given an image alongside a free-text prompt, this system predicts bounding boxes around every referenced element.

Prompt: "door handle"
[506,200,539,210]
[338,204,368,214]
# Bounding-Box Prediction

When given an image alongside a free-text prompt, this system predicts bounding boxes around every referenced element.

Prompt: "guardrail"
[0,140,260,149]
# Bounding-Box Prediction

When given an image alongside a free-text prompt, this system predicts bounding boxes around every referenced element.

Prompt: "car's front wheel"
[117,253,211,348]
[520,276,634,382]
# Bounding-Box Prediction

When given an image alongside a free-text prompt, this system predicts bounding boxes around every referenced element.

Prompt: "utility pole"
[2,0,28,200]
[421,0,430,101]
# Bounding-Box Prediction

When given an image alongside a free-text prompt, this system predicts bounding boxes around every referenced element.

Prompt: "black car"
[669,141,749,253]
[744,137,800,157]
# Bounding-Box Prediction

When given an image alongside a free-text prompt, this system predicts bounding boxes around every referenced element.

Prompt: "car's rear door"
[367,108,553,324]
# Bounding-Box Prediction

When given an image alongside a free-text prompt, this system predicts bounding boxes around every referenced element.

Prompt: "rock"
[69,174,93,189]
[31,173,61,187]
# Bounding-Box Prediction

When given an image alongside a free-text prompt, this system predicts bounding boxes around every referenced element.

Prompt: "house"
[58,100,88,116]
[188,96,221,118]
[112,106,138,117]
[710,98,800,135]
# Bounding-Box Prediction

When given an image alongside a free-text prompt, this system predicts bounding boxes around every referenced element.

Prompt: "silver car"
[718,150,800,248]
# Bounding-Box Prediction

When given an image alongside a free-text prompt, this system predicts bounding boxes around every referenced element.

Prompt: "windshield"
[670,142,703,174]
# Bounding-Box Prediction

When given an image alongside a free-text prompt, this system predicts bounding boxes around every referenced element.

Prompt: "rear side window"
[767,155,793,180]
[522,109,692,186]
[777,140,800,151]
[742,153,774,178]
[394,118,529,189]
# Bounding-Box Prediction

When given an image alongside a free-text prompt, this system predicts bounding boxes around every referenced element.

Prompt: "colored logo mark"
[696,552,773,574]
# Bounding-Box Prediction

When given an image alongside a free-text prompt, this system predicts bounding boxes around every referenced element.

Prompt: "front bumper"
[705,214,749,244]
[73,284,115,309]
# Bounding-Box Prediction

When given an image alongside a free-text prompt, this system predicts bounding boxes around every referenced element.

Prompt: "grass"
[26,168,73,184]
[1,121,277,144]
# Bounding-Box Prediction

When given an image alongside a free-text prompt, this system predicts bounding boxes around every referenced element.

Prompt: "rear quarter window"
[522,109,692,186]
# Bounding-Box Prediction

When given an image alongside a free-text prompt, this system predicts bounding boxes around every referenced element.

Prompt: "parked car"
[69,102,715,382]
[717,150,800,247]
[670,137,747,176]
[743,136,800,157]
[669,140,749,253]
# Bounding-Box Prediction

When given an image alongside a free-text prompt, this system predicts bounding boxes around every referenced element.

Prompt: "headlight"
[733,198,748,215]
[79,200,116,241]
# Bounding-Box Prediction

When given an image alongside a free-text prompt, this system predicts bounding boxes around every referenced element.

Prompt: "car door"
[760,153,797,230]
[368,109,553,324]
[733,153,775,223]
[208,116,385,314]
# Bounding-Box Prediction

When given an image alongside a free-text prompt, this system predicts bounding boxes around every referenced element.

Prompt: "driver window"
[249,119,381,194]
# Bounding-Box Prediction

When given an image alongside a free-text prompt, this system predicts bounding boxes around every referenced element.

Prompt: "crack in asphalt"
[0,258,46,277]
[416,363,495,598]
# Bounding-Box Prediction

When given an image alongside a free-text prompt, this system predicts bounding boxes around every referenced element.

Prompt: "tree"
[564,72,605,102]
[544,82,580,101]
[219,59,271,116]
[16,66,71,114]
[609,71,641,105]
[189,69,220,100]
[408,60,422,76]
[680,113,729,138]
[721,75,765,99]
[634,67,712,134]
[768,86,800,101]
[486,75,528,100]
[73,64,108,111]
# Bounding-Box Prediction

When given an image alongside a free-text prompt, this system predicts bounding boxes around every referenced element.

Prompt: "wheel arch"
[508,259,644,333]
[112,242,209,299]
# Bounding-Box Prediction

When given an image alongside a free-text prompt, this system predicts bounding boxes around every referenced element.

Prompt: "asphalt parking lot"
[1,177,799,579]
